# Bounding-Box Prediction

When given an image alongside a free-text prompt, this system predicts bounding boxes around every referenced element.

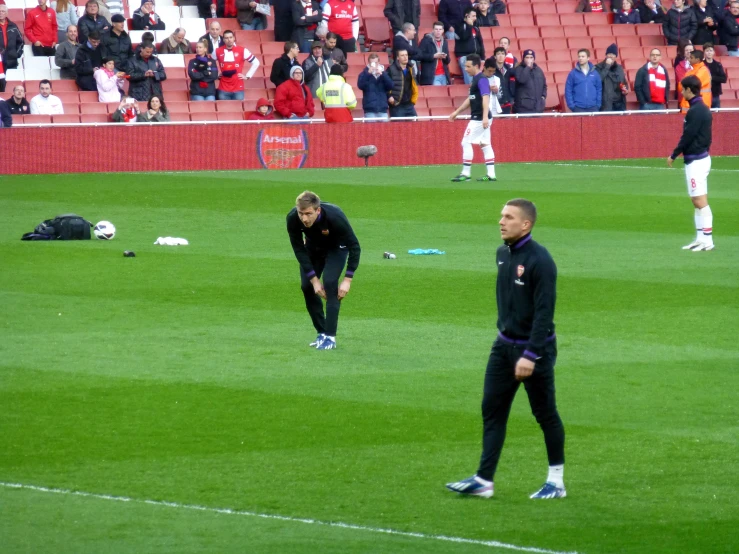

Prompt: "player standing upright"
[668,75,715,251]
[287,191,361,350]
[449,54,496,183]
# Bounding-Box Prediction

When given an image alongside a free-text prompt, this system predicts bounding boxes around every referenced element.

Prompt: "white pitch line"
[0,481,579,554]
[522,162,739,173]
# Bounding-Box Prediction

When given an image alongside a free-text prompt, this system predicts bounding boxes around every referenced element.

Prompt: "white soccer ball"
[94,221,116,240]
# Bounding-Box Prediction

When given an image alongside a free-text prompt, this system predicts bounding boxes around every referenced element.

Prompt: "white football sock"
[461,143,473,176]
[700,205,713,245]
[547,464,564,488]
[474,475,492,486]
[694,208,702,242]
[327,335,335,341]
[482,145,496,178]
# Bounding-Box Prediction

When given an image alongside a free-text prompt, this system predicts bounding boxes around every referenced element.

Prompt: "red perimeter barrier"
[2,113,738,175]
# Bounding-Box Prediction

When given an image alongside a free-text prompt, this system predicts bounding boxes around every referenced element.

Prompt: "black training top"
[469,72,492,121]
[671,96,712,164]
[495,234,557,362]
[286,202,361,279]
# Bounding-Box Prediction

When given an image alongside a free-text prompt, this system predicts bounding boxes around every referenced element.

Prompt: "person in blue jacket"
[357,52,394,121]
[564,49,602,112]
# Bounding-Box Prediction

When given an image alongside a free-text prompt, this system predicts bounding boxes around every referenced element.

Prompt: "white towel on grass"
[154,237,189,246]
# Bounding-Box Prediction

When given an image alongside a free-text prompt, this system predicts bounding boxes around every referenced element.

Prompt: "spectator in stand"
[128,41,167,102]
[30,79,64,114]
[77,0,109,45]
[133,0,165,31]
[384,0,420,36]
[196,0,214,19]
[322,0,359,53]
[418,21,451,86]
[199,21,223,57]
[438,0,471,39]
[565,48,601,112]
[637,0,665,25]
[134,31,158,54]
[246,97,275,119]
[52,0,77,44]
[55,24,78,79]
[323,32,348,71]
[674,38,693,100]
[6,85,30,114]
[292,0,322,53]
[702,43,725,107]
[498,36,516,67]
[357,52,393,121]
[489,0,506,14]
[718,1,739,57]
[0,5,24,82]
[512,49,545,113]
[25,0,59,56]
[93,0,113,25]
[663,0,696,45]
[216,30,260,100]
[576,0,605,13]
[455,8,484,85]
[678,49,711,111]
[104,0,124,19]
[475,0,499,27]
[75,30,103,91]
[439,0,472,39]
[393,22,421,64]
[0,96,12,127]
[0,51,5,94]
[94,56,124,102]
[188,40,218,100]
[237,0,269,31]
[303,40,332,96]
[491,46,514,113]
[387,47,418,118]
[692,0,718,45]
[271,40,301,87]
[316,64,356,122]
[634,48,670,109]
[102,14,133,73]
[159,28,190,54]
[137,95,169,121]
[614,0,640,23]
[595,44,627,111]
[274,65,315,118]
[273,0,294,42]
[111,95,140,122]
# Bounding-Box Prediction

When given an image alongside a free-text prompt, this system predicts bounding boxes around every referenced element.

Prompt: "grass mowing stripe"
[0,482,580,554]
[527,162,739,172]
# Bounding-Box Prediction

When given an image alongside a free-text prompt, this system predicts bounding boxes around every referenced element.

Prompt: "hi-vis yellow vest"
[316,75,357,109]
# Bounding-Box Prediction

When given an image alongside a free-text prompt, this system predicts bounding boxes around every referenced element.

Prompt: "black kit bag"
[22,214,93,241]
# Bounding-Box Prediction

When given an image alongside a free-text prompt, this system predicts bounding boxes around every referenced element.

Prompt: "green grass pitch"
[1,159,738,554]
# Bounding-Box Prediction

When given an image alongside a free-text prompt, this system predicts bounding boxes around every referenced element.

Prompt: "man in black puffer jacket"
[512,49,546,114]
[718,1,739,55]
[75,31,104,91]
[127,42,167,102]
[662,0,697,45]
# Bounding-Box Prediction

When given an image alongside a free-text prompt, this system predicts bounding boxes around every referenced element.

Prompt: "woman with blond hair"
[52,0,79,43]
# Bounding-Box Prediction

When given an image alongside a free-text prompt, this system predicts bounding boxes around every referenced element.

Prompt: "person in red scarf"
[614,0,640,23]
[133,0,165,31]
[274,65,315,119]
[111,96,141,123]
[576,0,603,13]
[634,47,670,110]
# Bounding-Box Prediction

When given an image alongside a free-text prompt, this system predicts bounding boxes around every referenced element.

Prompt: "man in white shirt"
[29,79,64,115]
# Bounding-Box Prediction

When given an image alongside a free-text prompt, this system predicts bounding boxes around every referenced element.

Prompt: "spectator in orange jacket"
[25,0,59,55]
[273,65,315,119]
[678,49,711,112]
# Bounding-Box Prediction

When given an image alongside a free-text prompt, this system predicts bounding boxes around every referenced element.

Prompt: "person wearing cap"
[101,13,133,73]
[246,97,275,120]
[303,39,332,96]
[595,43,628,111]
[77,0,109,45]
[133,0,165,31]
[511,49,546,114]
[274,65,315,119]
[270,40,301,87]
[291,0,322,53]
[564,48,602,112]
[315,64,356,122]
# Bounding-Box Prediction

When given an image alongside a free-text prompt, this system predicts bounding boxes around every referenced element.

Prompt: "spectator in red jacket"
[25,0,59,55]
[246,97,276,120]
[274,65,315,119]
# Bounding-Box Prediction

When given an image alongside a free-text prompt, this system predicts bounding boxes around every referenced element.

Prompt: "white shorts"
[684,156,711,197]
[461,120,491,146]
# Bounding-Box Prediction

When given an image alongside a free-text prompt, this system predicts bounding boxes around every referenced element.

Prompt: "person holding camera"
[357,52,393,121]
[111,95,140,122]
[94,56,126,102]
[418,21,451,86]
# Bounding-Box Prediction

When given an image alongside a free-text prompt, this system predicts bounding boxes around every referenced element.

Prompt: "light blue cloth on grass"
[408,249,446,255]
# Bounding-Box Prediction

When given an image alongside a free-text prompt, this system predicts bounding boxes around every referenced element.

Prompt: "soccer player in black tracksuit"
[287,191,361,350]
[447,199,566,499]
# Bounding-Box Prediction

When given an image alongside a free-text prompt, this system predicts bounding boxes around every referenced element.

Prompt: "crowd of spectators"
[1,0,739,127]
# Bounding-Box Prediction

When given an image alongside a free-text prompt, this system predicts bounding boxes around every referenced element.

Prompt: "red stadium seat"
[539,26,565,38]
[545,49,573,62]
[592,36,618,49]
[620,46,644,59]
[547,61,573,73]
[169,112,191,121]
[80,113,111,123]
[189,112,217,121]
[556,1,580,14]
[545,87,560,110]
[80,103,108,114]
[216,100,244,112]
[235,30,261,45]
[583,12,612,24]
[554,71,570,84]
[543,38,568,51]
[161,79,189,91]
[188,101,217,112]
[535,14,560,26]
[165,90,190,102]
[261,41,285,55]
[496,15,511,26]
[359,5,385,19]
[635,24,663,36]
[510,15,535,26]
[568,37,592,49]
[532,3,557,15]
[425,96,453,108]
[205,18,239,31]
[243,89,270,100]
[55,92,80,104]
[588,25,614,37]
[23,115,52,124]
[430,107,454,116]
[640,35,667,46]
[563,25,589,38]
[518,38,544,53]
[611,24,636,36]
[516,27,540,40]
[414,107,431,117]
[614,35,641,47]
[166,102,190,113]
[52,115,81,124]
[364,17,392,50]
[507,3,532,15]
[559,13,584,25]
[420,86,450,97]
